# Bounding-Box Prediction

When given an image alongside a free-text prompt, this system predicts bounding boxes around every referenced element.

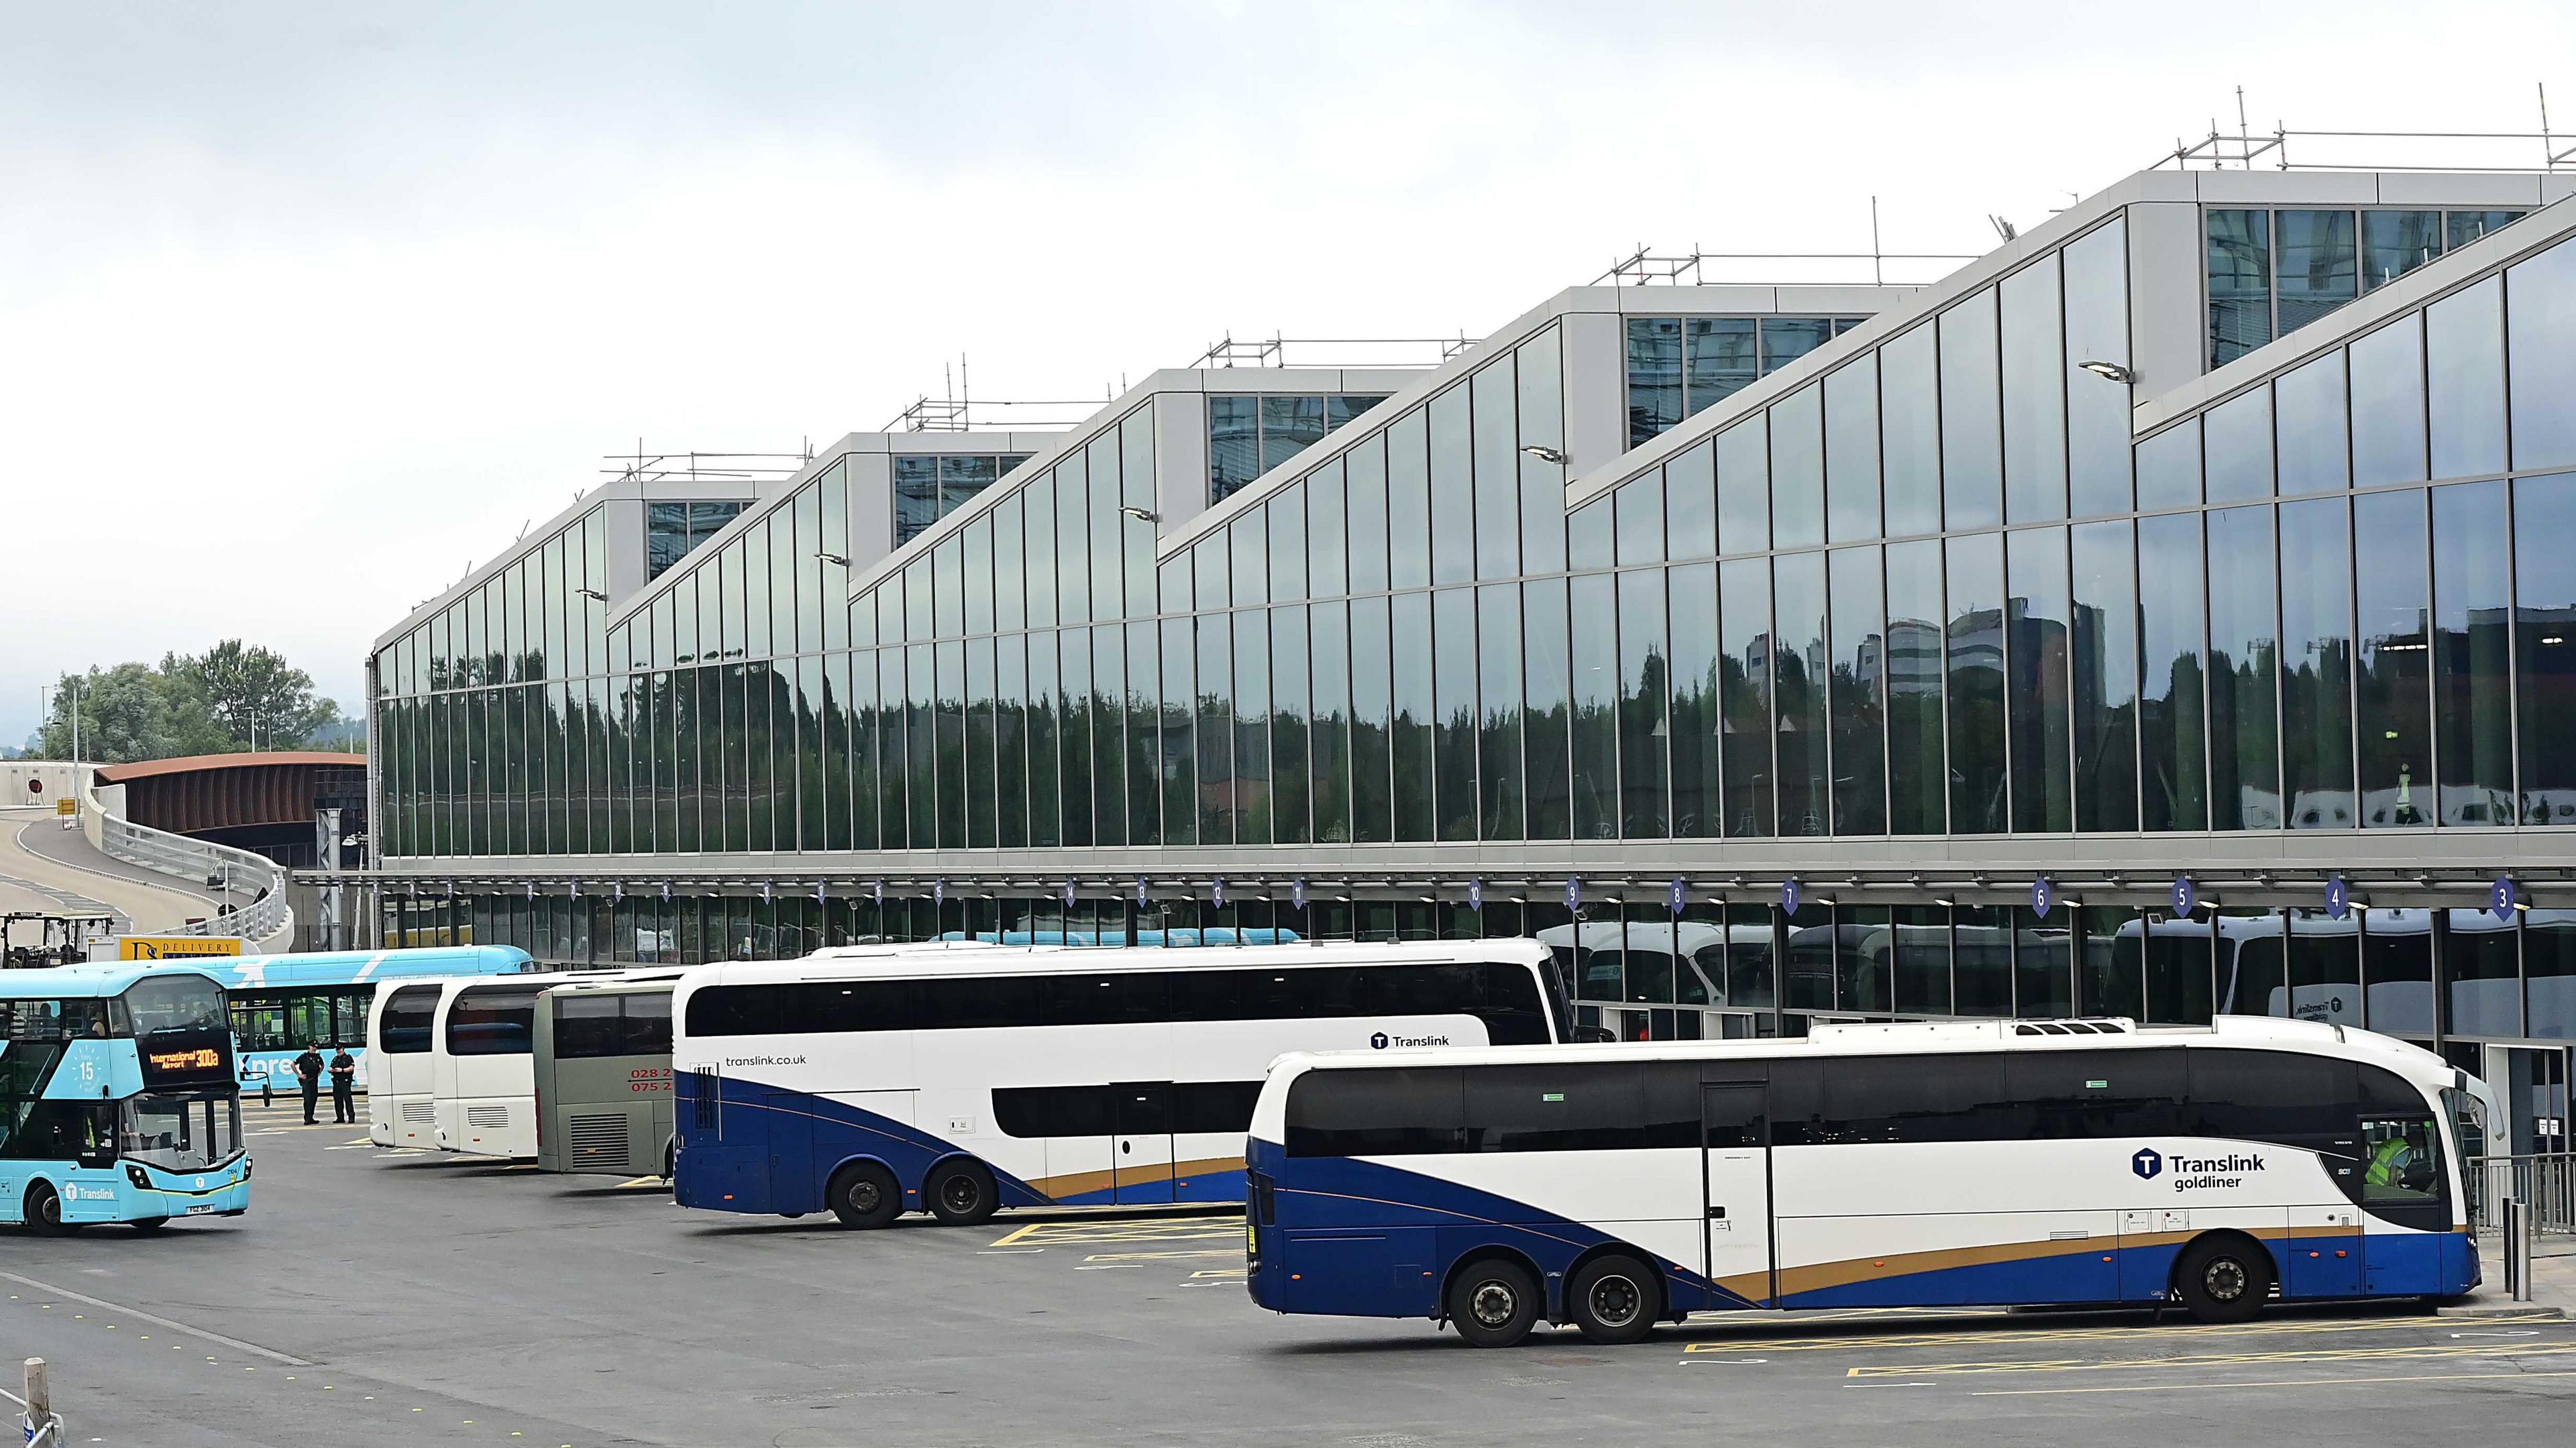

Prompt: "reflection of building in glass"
[2205,205,2528,366]
[364,161,2576,1099]
[645,501,745,581]
[894,453,1032,545]
[1207,394,1385,503]
[1625,315,1870,445]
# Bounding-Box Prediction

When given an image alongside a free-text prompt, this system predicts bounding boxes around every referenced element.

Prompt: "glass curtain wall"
[380,215,2576,889]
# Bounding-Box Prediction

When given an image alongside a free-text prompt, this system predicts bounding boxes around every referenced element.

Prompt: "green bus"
[531,978,677,1178]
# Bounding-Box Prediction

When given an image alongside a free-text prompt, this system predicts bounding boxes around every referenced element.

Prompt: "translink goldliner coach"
[672,941,1570,1226]
[1244,1016,2487,1346]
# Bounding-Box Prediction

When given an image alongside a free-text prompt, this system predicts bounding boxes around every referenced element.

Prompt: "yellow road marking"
[1686,1312,2563,1356]
[1081,1249,1241,1262]
[1969,1368,2576,1396]
[1189,1268,1248,1279]
[1849,1339,2576,1378]
[612,1177,666,1190]
[989,1219,1243,1247]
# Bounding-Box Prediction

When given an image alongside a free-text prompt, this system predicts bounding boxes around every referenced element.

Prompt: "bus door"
[2357,1113,2447,1296]
[1701,1082,1774,1307]
[1111,1082,1175,1205]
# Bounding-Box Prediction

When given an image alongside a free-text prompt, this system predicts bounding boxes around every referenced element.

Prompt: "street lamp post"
[38,680,81,766]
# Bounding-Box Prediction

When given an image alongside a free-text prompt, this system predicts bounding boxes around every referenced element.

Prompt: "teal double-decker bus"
[0,966,250,1233]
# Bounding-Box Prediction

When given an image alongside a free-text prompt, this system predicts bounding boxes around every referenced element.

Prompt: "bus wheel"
[826,1161,902,1229]
[1567,1254,1662,1345]
[926,1159,998,1225]
[2174,1235,2271,1325]
[22,1184,72,1237]
[1446,1258,1541,1348]
[130,1218,170,1234]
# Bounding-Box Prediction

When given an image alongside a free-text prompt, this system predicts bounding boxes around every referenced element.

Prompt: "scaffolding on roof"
[1592,245,1977,288]
[2159,86,2576,172]
[599,447,810,487]
[1189,334,1473,370]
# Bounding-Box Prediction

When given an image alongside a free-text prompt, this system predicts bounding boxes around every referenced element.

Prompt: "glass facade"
[2206,205,2526,367]
[373,180,2576,1051]
[1206,394,1385,502]
[1625,315,1869,446]
[645,500,746,581]
[893,453,1032,545]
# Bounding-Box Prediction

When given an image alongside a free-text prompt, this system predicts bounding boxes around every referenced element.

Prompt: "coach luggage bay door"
[1702,1082,1774,1308]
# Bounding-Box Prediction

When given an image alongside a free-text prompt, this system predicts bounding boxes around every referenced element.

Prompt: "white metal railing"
[75,771,293,946]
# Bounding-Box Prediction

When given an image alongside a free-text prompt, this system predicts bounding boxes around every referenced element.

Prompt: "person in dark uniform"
[292,1042,325,1125]
[328,1044,358,1124]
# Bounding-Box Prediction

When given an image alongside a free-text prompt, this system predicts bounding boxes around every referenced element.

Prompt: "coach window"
[379,985,441,1052]
[1283,1067,1464,1156]
[1173,1081,1266,1135]
[552,995,623,1058]
[1815,1054,2008,1145]
[994,1085,1115,1139]
[447,987,542,1055]
[621,993,673,1053]
[1044,972,1168,1026]
[2188,1050,2355,1152]
[2002,1048,2186,1137]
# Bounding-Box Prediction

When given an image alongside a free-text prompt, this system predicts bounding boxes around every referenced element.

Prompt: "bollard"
[23,1355,54,1445]
[2506,1197,2534,1303]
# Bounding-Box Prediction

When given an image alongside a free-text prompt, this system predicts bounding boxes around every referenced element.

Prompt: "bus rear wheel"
[1446,1258,1541,1348]
[1566,1254,1662,1345]
[926,1159,998,1225]
[22,1184,74,1237]
[826,1161,903,1229]
[2174,1235,2271,1325]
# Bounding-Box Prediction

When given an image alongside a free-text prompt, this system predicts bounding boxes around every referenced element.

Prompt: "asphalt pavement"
[5,1102,2575,1446]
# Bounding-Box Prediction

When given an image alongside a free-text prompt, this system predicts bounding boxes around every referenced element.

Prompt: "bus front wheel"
[1445,1258,1542,1348]
[826,1161,903,1230]
[926,1159,998,1225]
[129,1217,169,1234]
[1566,1254,1662,1345]
[2174,1235,2272,1325]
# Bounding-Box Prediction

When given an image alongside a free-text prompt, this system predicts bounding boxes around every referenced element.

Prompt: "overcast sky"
[3,1,2569,745]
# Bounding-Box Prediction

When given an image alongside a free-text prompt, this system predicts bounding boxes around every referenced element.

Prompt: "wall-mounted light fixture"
[576,587,608,602]
[1120,506,1159,524]
[818,552,851,567]
[2076,359,2135,384]
[1520,445,1569,465]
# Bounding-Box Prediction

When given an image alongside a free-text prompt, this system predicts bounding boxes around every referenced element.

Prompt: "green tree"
[162,641,340,750]
[37,663,223,763]
[38,641,348,762]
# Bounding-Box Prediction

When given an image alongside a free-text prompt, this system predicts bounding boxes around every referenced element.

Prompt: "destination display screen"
[137,1027,235,1087]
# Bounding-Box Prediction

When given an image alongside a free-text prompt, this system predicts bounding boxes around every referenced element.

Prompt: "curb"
[2432,1301,2567,1319]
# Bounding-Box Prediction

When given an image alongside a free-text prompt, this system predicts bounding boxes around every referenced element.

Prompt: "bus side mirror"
[1573,1025,1617,1044]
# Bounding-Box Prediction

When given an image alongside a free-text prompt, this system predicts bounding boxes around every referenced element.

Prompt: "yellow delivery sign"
[120,936,244,960]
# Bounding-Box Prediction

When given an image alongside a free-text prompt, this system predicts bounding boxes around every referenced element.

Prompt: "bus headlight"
[125,1164,152,1190]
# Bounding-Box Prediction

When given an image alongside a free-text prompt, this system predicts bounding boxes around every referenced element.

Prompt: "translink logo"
[2132,1148,2163,1180]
